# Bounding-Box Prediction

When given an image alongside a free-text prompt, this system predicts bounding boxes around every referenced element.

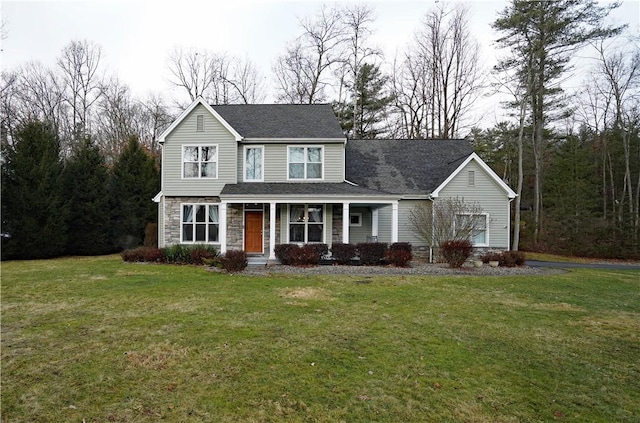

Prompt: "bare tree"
[57,40,103,141]
[389,3,482,139]
[167,47,216,103]
[274,4,345,104]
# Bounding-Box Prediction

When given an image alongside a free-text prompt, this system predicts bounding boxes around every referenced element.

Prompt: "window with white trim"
[350,212,362,227]
[455,213,488,246]
[183,145,217,178]
[288,146,323,180]
[468,170,475,186]
[182,204,219,243]
[244,146,264,181]
[289,204,324,243]
[196,115,204,132]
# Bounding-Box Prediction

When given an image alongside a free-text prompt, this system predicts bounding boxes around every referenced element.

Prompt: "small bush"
[162,244,192,264]
[121,247,147,262]
[440,239,473,268]
[330,243,357,265]
[307,243,329,259]
[189,246,218,265]
[218,250,248,272]
[385,243,413,267]
[356,242,388,266]
[480,252,503,264]
[291,245,321,266]
[480,251,526,267]
[274,244,320,266]
[274,244,298,265]
[143,247,164,263]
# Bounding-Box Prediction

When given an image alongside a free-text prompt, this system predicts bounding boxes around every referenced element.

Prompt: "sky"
[1,0,639,122]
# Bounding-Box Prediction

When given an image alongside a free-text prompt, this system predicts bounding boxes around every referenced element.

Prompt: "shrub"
[440,239,473,268]
[356,242,388,266]
[218,250,248,273]
[143,247,164,263]
[307,243,329,259]
[162,244,192,264]
[274,244,320,266]
[274,244,298,265]
[121,247,147,262]
[385,242,413,267]
[189,246,218,265]
[480,252,503,264]
[291,245,321,266]
[330,243,357,265]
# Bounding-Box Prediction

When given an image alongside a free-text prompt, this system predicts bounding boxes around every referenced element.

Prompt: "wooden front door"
[244,211,263,253]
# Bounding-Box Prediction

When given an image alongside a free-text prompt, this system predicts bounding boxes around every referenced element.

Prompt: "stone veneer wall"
[331,204,343,244]
[226,204,243,251]
[163,197,221,246]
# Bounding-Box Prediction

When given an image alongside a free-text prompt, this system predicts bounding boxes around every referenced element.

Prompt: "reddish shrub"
[385,243,413,267]
[440,239,473,268]
[143,247,164,263]
[190,247,218,265]
[330,243,357,265]
[218,250,248,273]
[274,244,320,266]
[121,247,147,262]
[356,242,388,265]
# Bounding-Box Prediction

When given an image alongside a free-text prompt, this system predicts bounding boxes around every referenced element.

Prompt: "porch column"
[219,202,227,254]
[371,208,379,238]
[269,202,277,260]
[391,201,399,243]
[342,202,350,244]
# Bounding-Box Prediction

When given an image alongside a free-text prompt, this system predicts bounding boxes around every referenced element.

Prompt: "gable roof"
[157,97,242,143]
[345,139,474,196]
[431,152,517,199]
[213,104,345,140]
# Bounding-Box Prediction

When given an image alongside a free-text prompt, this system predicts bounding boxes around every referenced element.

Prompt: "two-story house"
[154,98,516,262]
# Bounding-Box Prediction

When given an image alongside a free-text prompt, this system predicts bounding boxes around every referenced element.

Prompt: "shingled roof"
[221,182,391,197]
[345,139,473,196]
[213,104,345,139]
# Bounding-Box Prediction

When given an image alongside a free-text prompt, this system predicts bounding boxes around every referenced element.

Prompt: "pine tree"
[1,120,68,259]
[336,63,394,139]
[61,137,113,255]
[110,135,159,250]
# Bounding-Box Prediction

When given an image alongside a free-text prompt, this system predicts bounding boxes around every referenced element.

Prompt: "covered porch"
[219,183,400,260]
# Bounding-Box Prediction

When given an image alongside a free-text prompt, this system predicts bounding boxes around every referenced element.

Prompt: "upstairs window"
[182,204,219,243]
[288,146,323,180]
[244,146,264,181]
[183,145,217,178]
[468,170,475,186]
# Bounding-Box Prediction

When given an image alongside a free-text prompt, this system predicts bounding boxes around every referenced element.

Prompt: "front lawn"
[2,256,639,422]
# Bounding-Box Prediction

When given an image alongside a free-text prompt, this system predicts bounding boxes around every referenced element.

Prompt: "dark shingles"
[345,139,473,195]
[213,104,345,139]
[221,182,392,197]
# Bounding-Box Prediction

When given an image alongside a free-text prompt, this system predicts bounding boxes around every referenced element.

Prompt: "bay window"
[182,204,219,243]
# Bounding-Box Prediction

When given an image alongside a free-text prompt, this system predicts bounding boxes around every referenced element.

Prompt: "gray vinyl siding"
[237,143,345,183]
[162,104,237,196]
[376,205,392,243]
[438,160,511,249]
[347,206,372,244]
[398,200,429,246]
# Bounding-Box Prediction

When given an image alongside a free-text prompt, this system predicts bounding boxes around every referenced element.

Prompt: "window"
[455,213,488,246]
[182,204,219,243]
[244,146,263,181]
[289,204,324,243]
[183,145,217,178]
[288,146,323,180]
[350,212,362,227]
[196,115,204,132]
[468,170,475,186]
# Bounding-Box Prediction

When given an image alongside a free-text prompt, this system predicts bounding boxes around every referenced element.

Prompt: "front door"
[244,211,263,253]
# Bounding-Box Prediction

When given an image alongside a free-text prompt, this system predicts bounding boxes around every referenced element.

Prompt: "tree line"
[1,1,638,259]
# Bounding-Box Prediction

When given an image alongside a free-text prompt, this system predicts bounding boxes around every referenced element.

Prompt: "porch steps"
[247,255,269,266]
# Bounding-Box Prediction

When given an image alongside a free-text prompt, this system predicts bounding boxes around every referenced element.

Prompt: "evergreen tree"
[61,137,113,255]
[336,63,394,139]
[1,120,68,259]
[110,135,159,250]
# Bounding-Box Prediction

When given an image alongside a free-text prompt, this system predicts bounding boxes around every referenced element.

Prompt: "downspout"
[428,195,435,263]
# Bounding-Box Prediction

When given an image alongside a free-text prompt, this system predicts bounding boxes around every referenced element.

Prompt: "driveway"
[526,260,640,271]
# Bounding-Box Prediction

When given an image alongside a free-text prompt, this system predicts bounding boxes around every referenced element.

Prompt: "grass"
[2,255,639,422]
